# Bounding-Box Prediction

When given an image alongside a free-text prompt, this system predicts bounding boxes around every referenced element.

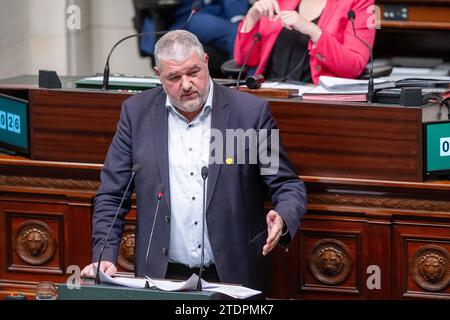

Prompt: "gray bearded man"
[81,30,307,295]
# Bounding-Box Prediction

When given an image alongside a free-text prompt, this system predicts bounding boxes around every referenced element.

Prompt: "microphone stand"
[196,166,208,291]
[102,2,201,90]
[144,184,165,289]
[236,33,261,90]
[102,31,166,90]
[348,10,374,103]
[95,164,140,285]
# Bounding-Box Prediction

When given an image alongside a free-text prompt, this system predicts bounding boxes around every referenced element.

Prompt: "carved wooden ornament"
[15,220,56,265]
[117,228,135,271]
[411,245,450,292]
[309,239,353,285]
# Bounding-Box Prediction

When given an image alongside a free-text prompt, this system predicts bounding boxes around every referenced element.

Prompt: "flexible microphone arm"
[102,2,201,90]
[236,33,262,90]
[95,164,140,285]
[196,166,209,291]
[144,183,165,289]
[348,10,374,103]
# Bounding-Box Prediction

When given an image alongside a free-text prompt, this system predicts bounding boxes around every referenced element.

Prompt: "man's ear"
[204,53,209,66]
[154,66,160,77]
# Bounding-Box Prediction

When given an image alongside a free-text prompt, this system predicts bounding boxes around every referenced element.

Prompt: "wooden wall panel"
[0,194,94,285]
[2,84,450,299]
[25,89,433,182]
[29,89,130,163]
[6,208,65,274]
[269,100,423,182]
[2,159,450,299]
[292,214,365,299]
[393,222,450,299]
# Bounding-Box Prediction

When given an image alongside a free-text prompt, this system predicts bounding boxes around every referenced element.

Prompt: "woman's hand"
[242,0,281,32]
[276,10,322,42]
[248,0,281,21]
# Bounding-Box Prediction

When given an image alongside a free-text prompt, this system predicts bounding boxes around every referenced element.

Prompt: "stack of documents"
[303,75,450,102]
[302,86,368,101]
[318,76,395,92]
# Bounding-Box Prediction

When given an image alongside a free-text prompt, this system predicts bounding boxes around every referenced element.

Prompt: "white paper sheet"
[260,81,315,96]
[96,269,261,299]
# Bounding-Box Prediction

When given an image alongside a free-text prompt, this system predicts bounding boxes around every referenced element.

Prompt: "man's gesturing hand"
[263,210,284,256]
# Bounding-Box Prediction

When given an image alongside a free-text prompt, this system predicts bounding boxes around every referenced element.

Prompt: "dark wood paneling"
[23,88,437,181]
[2,85,450,299]
[29,89,131,163]
[377,1,450,30]
[393,222,450,299]
[363,212,392,299]
[380,6,450,30]
[6,208,65,274]
[2,158,450,299]
[294,215,365,299]
[270,100,423,181]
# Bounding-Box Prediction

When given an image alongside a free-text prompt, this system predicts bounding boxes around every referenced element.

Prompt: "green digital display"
[424,121,450,176]
[0,94,29,154]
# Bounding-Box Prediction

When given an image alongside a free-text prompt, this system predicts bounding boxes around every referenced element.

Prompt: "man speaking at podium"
[81,30,306,294]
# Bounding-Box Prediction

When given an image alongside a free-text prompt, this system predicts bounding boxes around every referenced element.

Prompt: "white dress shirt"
[166,78,215,268]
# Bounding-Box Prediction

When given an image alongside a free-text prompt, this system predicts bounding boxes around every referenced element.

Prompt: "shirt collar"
[165,78,214,123]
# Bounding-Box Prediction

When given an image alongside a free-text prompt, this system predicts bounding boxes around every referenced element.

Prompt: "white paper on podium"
[96,268,261,299]
[97,268,147,288]
[202,283,262,299]
[146,274,261,299]
[145,274,205,291]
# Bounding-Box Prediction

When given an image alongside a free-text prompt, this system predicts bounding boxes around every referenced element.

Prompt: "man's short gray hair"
[154,30,205,70]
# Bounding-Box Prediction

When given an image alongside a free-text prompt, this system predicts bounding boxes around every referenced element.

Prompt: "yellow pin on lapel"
[225,157,233,165]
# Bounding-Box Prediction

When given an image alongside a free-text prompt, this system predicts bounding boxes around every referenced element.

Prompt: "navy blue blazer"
[92,82,307,291]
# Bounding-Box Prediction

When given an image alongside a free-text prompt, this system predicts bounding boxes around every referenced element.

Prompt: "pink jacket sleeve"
[233,19,263,68]
[309,0,376,79]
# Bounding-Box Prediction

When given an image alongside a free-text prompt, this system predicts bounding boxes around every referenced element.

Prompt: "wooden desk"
[20,88,446,181]
[1,85,449,299]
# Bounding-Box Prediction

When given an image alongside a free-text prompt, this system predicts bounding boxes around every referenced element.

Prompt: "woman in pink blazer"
[234,0,376,84]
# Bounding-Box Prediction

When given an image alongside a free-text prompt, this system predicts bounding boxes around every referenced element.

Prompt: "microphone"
[95,163,140,285]
[246,74,265,89]
[144,183,165,289]
[101,1,202,90]
[236,33,262,90]
[196,166,209,291]
[348,10,374,103]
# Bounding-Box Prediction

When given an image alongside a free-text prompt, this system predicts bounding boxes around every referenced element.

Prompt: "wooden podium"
[57,283,225,300]
[1,77,450,300]
[21,87,446,181]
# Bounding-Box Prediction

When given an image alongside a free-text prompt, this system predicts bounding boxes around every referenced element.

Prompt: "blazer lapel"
[152,92,171,210]
[207,83,230,212]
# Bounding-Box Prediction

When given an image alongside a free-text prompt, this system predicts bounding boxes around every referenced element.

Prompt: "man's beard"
[172,81,210,113]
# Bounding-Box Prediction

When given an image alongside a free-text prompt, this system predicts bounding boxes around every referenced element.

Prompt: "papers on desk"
[319,76,395,92]
[145,274,205,292]
[299,74,450,102]
[260,81,314,96]
[390,67,449,77]
[302,86,368,102]
[146,274,261,299]
[98,270,147,288]
[97,269,261,299]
